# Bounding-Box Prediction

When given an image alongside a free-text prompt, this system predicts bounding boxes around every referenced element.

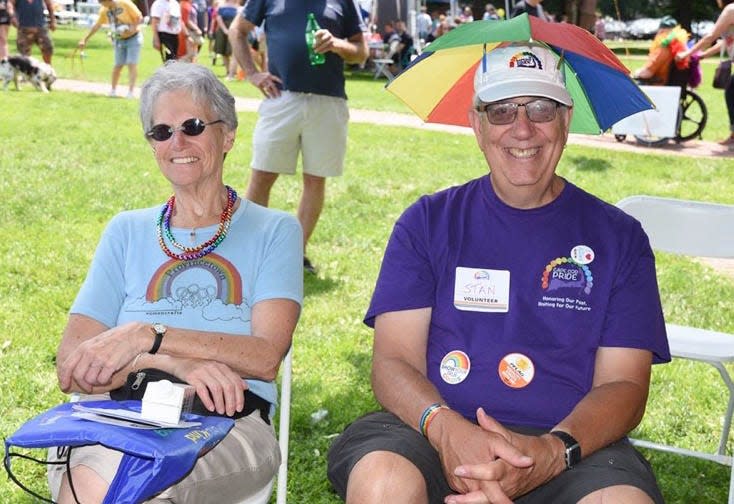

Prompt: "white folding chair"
[372,40,400,82]
[238,348,293,504]
[616,195,734,503]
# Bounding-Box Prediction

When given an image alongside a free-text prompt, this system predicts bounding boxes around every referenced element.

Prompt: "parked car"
[603,18,628,39]
[626,17,661,39]
[692,20,715,39]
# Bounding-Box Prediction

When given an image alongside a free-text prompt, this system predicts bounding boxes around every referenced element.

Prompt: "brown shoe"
[717,135,734,146]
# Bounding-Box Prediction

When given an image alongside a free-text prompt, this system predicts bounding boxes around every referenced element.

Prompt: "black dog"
[0,55,57,92]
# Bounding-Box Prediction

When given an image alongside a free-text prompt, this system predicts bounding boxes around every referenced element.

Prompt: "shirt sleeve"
[70,215,128,328]
[343,0,367,38]
[241,0,264,26]
[601,219,670,363]
[251,214,304,307]
[364,200,435,327]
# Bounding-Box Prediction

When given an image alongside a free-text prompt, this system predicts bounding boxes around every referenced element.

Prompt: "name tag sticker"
[454,267,510,313]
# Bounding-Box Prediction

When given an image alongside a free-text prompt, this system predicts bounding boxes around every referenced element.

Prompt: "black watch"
[550,430,581,470]
[149,323,167,354]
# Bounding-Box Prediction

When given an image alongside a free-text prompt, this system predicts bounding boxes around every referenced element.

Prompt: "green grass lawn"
[1,30,734,504]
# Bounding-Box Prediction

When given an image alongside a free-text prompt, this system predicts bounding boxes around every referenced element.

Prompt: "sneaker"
[107,89,117,98]
[303,257,317,275]
[717,135,734,147]
[126,91,135,99]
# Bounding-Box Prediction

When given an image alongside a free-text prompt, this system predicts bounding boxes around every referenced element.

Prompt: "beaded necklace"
[156,185,238,261]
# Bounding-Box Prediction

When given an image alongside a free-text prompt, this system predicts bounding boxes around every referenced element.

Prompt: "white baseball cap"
[474,43,573,106]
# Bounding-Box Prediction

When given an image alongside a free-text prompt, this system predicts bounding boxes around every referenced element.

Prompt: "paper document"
[71,404,201,429]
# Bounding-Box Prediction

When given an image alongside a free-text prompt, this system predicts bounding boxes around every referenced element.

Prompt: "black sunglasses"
[146,118,225,142]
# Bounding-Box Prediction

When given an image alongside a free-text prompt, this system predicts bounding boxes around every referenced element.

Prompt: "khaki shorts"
[16,27,54,57]
[252,91,349,177]
[47,411,280,502]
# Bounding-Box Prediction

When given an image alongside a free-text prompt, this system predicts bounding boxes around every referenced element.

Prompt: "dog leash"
[69,48,85,77]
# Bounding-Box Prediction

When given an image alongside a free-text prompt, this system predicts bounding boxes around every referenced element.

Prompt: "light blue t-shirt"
[71,198,303,407]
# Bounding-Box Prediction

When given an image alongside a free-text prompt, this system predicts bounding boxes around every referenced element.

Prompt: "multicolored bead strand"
[156,185,237,261]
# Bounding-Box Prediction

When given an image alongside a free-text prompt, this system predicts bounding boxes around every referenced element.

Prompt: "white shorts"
[47,411,279,502]
[252,91,349,177]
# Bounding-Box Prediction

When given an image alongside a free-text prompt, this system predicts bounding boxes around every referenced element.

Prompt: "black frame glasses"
[479,99,560,125]
[146,118,225,142]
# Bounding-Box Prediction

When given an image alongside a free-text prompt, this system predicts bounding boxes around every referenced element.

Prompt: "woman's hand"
[172,358,247,416]
[58,321,149,393]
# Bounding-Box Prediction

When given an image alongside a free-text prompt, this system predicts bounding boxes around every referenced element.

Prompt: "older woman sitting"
[49,61,303,503]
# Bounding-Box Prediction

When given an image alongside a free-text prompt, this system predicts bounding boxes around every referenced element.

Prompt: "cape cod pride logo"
[440,350,471,384]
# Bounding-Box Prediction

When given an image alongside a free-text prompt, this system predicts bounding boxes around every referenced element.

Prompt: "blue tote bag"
[4,400,234,504]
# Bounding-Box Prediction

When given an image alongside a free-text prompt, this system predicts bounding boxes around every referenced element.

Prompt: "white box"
[141,380,195,425]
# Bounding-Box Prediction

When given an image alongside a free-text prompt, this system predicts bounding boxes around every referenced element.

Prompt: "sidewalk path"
[56,78,734,160]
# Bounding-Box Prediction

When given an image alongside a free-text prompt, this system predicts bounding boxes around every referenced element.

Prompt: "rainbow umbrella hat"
[387,13,653,135]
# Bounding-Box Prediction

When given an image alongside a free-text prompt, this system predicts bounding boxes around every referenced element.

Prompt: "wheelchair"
[614,63,707,147]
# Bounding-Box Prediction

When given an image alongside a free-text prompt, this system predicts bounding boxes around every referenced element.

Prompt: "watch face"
[152,323,167,335]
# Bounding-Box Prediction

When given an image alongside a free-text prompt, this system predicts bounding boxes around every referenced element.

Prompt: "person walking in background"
[416,5,432,42]
[207,0,219,64]
[192,0,207,43]
[229,0,368,275]
[676,0,734,146]
[78,0,143,98]
[482,3,500,20]
[510,0,545,19]
[460,5,473,22]
[394,19,414,69]
[594,12,606,40]
[213,0,239,79]
[8,0,55,64]
[0,0,12,59]
[150,0,182,61]
[177,0,202,62]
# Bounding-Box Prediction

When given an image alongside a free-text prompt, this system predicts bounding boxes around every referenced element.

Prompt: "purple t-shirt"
[365,176,670,430]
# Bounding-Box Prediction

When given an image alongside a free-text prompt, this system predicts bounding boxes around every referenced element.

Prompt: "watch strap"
[550,430,581,470]
[149,324,165,354]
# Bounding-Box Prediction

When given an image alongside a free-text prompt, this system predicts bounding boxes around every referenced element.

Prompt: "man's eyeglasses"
[146,118,225,142]
[478,99,560,125]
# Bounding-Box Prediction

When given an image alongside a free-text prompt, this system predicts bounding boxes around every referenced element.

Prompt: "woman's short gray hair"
[139,61,238,134]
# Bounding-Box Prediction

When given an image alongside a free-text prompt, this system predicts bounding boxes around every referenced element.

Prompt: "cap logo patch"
[509,51,543,70]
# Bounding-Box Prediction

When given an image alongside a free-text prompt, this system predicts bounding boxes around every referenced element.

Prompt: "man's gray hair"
[139,61,238,134]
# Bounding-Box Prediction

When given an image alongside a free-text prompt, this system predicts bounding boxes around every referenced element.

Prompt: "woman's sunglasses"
[146,118,224,142]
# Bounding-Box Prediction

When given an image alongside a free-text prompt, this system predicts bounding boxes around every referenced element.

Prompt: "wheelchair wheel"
[676,89,707,142]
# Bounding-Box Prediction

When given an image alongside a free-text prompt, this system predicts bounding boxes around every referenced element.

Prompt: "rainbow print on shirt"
[124,253,247,322]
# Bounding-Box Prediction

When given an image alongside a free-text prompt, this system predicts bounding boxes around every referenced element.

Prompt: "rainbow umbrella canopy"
[387,13,653,134]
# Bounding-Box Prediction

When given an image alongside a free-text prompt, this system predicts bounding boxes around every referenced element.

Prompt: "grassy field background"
[1,24,733,504]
